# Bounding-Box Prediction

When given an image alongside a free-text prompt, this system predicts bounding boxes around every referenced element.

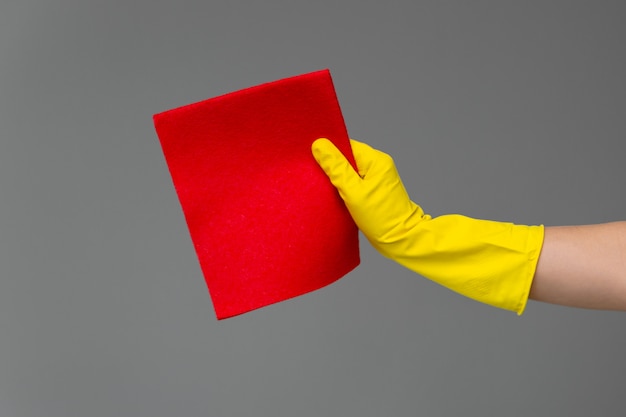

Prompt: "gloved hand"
[311,138,544,314]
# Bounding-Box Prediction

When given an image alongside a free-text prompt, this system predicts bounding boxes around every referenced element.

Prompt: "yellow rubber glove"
[312,138,544,314]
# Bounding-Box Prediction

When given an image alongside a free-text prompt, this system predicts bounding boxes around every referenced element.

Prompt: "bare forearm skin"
[530,221,626,310]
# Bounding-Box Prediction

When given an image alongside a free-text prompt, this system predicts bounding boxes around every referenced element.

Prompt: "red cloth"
[153,69,360,319]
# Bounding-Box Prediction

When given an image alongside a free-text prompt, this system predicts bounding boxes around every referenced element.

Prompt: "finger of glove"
[311,138,363,202]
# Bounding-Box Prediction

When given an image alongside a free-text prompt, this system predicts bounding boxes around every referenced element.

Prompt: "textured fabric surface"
[154,69,360,319]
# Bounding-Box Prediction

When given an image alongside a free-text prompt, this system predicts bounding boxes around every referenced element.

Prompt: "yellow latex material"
[312,138,544,314]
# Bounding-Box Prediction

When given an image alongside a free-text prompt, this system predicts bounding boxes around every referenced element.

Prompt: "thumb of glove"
[311,138,362,202]
[312,138,427,247]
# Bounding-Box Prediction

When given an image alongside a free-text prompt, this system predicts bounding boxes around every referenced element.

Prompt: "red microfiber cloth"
[153,69,360,319]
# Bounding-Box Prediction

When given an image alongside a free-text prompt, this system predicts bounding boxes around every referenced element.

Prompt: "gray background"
[1,1,625,416]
